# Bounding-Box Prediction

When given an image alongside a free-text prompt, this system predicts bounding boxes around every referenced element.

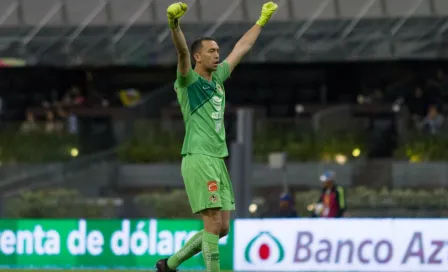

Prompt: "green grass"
[0,269,232,272]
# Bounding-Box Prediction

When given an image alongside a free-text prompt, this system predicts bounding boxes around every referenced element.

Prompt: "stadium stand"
[0,0,445,64]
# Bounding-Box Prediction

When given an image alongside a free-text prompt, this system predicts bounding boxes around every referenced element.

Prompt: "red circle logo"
[258,243,270,260]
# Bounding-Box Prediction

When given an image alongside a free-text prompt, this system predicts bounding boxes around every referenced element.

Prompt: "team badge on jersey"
[209,194,218,203]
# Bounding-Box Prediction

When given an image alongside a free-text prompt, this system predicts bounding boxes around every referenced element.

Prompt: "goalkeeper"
[156,2,278,272]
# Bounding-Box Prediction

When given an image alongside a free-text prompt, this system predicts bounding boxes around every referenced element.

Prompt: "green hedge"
[118,122,366,163]
[134,190,196,218]
[5,189,194,219]
[117,120,183,163]
[118,127,448,163]
[8,187,448,218]
[254,128,365,162]
[0,130,78,163]
[4,189,117,218]
[394,132,448,161]
[117,132,182,163]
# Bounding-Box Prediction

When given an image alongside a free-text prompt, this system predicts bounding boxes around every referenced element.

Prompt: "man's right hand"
[167,2,188,29]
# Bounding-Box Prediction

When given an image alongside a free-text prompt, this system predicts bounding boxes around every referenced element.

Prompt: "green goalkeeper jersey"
[174,61,231,158]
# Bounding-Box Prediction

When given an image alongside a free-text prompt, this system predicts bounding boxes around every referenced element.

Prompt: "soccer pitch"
[0,271,224,272]
[3,270,235,272]
[5,268,232,272]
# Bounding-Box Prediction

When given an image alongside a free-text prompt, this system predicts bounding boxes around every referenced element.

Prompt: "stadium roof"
[0,0,448,65]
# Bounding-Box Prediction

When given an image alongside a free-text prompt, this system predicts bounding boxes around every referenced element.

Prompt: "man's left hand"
[256,2,278,27]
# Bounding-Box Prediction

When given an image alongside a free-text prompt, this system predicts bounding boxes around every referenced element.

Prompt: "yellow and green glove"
[167,2,188,29]
[256,1,278,27]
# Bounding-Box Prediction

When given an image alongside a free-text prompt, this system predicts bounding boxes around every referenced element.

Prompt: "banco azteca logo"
[244,231,285,264]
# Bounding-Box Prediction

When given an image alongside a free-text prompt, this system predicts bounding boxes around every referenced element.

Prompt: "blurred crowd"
[359,68,447,135]
[20,86,88,134]
[18,86,142,135]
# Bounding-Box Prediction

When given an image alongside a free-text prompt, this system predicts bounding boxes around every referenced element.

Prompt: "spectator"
[419,105,444,135]
[57,107,78,134]
[62,86,85,107]
[44,110,63,133]
[72,87,85,106]
[66,111,78,134]
[275,193,298,218]
[61,92,72,106]
[314,171,346,218]
[20,111,38,133]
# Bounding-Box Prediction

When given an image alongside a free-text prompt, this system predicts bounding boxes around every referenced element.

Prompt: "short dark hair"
[190,37,216,56]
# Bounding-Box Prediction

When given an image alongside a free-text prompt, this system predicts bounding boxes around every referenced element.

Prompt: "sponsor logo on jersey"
[215,122,222,132]
[208,181,218,192]
[211,95,222,112]
[212,95,222,103]
[211,112,224,119]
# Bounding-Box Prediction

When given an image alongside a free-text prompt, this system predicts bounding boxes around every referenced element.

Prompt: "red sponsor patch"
[207,181,218,192]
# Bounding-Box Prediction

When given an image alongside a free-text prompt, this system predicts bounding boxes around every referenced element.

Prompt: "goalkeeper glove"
[167,2,188,29]
[256,1,278,27]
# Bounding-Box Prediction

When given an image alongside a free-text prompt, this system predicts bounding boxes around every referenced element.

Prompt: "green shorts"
[181,153,235,214]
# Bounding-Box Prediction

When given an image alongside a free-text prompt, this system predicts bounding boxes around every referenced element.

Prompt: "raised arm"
[225,2,278,73]
[167,2,191,76]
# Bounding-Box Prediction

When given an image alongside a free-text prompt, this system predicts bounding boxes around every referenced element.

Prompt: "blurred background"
[1,0,448,221]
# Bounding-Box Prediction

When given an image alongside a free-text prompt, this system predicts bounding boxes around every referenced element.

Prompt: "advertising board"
[234,219,448,271]
[0,219,233,269]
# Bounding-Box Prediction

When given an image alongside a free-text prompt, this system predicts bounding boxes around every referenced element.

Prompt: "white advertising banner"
[234,219,448,271]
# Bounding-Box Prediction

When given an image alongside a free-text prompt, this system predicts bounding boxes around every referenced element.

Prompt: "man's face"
[323,180,333,189]
[195,40,220,72]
